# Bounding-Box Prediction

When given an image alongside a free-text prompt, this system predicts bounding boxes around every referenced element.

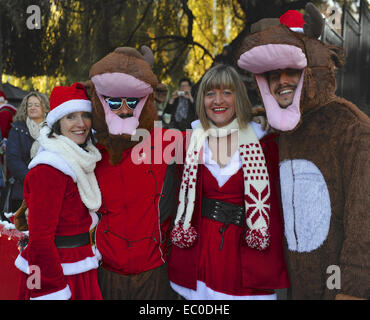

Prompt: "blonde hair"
[196,65,252,130]
[14,92,50,122]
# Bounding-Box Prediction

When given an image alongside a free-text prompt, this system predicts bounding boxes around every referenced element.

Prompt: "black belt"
[54,232,91,249]
[201,198,245,250]
[201,198,245,227]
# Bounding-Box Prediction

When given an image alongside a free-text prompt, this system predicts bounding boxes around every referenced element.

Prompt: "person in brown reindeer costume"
[237,3,370,300]
[88,46,180,299]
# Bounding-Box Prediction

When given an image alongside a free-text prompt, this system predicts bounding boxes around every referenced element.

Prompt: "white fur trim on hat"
[46,99,92,127]
[290,27,304,33]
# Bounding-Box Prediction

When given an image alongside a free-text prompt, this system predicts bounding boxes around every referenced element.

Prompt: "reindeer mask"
[89,46,159,165]
[237,3,344,132]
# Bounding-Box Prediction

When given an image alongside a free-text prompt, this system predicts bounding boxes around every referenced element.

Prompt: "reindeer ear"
[140,45,155,68]
[328,45,345,68]
[303,2,324,38]
[79,80,93,99]
[155,83,168,94]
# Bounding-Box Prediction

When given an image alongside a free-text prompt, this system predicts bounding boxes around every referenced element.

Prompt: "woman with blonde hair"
[5,91,49,212]
[168,64,289,300]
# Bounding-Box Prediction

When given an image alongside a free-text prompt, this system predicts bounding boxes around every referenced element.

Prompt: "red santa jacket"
[0,104,17,139]
[95,127,182,275]
[15,164,100,299]
[168,133,290,290]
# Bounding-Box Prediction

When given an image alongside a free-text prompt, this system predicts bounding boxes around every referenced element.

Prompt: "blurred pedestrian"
[154,83,169,126]
[0,90,17,139]
[163,78,197,130]
[0,130,4,191]
[0,90,17,182]
[5,92,49,212]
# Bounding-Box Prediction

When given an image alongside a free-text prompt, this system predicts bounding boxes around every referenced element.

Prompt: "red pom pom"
[171,223,198,248]
[280,10,305,29]
[245,227,270,251]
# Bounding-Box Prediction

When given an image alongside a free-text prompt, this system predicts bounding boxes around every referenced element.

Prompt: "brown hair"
[196,65,252,130]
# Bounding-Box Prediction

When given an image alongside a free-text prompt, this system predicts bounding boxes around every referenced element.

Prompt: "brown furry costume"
[237,4,370,299]
[87,46,179,300]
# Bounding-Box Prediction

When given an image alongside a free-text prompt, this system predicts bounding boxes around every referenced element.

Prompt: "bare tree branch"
[181,0,195,41]
[124,0,154,46]
[149,35,214,59]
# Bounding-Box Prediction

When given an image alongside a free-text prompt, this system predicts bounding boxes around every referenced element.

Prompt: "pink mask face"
[238,44,307,131]
[91,72,153,135]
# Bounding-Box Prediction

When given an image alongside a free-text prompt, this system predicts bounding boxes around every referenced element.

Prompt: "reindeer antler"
[303,2,324,39]
[140,45,155,68]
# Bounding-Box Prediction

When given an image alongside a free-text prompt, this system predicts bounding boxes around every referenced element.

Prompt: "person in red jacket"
[0,90,17,139]
[168,65,289,299]
[0,90,17,179]
[14,83,102,300]
[88,46,180,299]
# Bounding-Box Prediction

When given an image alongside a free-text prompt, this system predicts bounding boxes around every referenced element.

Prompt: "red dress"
[15,165,102,300]
[168,133,290,298]
[197,166,273,296]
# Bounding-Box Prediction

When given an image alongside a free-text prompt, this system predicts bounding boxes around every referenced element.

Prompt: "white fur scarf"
[26,117,44,159]
[35,126,102,212]
[171,118,271,250]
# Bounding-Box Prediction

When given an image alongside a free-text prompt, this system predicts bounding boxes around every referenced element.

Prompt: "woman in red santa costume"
[14,83,102,300]
[168,65,289,300]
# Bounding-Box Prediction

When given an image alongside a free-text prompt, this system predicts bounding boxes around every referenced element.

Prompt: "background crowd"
[0,80,189,218]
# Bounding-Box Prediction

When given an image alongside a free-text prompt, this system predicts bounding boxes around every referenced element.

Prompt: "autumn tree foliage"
[0,0,364,91]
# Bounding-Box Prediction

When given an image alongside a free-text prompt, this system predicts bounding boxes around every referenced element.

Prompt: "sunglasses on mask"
[104,96,141,111]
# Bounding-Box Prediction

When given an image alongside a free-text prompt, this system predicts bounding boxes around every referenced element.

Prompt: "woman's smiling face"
[27,95,45,123]
[204,88,236,128]
[60,111,92,145]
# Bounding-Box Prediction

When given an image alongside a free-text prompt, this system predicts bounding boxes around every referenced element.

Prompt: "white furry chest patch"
[279,159,332,252]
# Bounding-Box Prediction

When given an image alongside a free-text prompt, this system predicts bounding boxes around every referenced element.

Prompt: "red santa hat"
[0,90,7,103]
[46,82,91,127]
[280,10,305,33]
